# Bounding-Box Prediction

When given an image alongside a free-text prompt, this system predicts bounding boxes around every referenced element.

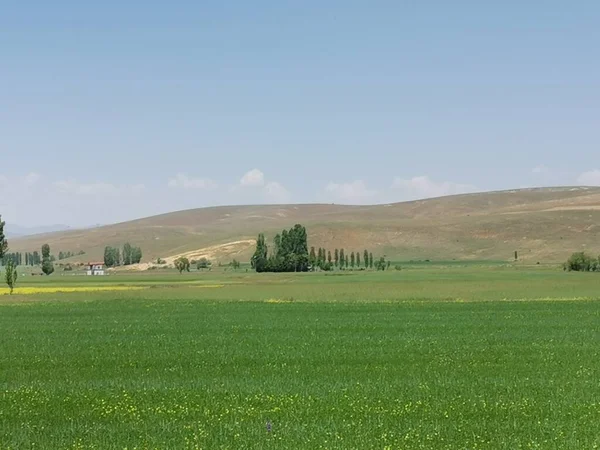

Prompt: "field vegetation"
[1,265,600,448]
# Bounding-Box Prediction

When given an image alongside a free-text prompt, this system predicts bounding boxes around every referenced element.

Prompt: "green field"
[2,266,600,449]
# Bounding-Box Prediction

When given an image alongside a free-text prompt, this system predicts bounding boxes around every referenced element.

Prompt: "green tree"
[356,252,360,268]
[309,247,316,268]
[253,225,309,273]
[104,246,115,267]
[369,253,374,269]
[122,243,132,265]
[334,249,339,267]
[565,252,597,272]
[0,215,7,259]
[4,258,17,294]
[328,250,332,265]
[350,252,355,268]
[41,244,54,275]
[339,249,345,270]
[251,233,268,272]
[345,255,349,269]
[364,250,369,269]
[174,257,190,273]
[131,246,142,264]
[375,256,387,271]
[230,259,241,270]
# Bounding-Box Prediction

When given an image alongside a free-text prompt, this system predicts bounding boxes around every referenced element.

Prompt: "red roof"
[87,262,104,266]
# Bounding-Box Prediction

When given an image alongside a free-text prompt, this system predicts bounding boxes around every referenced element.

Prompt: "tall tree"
[334,249,339,267]
[364,250,369,269]
[251,233,268,272]
[345,255,349,269]
[41,244,54,275]
[356,252,361,268]
[0,215,7,259]
[131,246,142,264]
[309,247,316,268]
[369,252,374,269]
[122,243,132,265]
[339,249,345,270]
[4,258,17,294]
[327,250,332,265]
[350,252,355,268]
[104,246,115,267]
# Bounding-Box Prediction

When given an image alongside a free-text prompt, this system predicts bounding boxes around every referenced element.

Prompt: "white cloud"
[264,181,291,203]
[239,169,265,187]
[532,165,550,174]
[577,170,600,186]
[390,176,477,200]
[324,180,377,204]
[0,173,40,190]
[167,173,217,190]
[23,172,41,186]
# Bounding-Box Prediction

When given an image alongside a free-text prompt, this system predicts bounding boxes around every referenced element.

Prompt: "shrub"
[197,257,211,270]
[565,252,598,272]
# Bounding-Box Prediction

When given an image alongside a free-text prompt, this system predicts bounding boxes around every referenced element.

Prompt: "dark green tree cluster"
[2,252,24,266]
[122,243,142,265]
[252,225,309,273]
[25,252,42,265]
[103,246,121,267]
[104,243,142,267]
[41,244,54,275]
[564,252,600,272]
[327,248,373,270]
[58,250,85,260]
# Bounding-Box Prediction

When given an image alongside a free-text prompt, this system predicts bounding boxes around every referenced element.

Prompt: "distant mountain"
[6,224,73,238]
[8,187,600,263]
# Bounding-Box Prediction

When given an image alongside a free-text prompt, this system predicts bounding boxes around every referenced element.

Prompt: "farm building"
[86,262,105,276]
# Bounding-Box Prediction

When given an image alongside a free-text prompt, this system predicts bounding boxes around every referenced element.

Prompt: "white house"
[86,262,105,276]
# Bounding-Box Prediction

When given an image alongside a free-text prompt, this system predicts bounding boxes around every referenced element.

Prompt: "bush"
[565,252,598,272]
[197,257,211,270]
[394,265,402,271]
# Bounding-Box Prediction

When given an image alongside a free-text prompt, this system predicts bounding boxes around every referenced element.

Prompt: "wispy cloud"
[167,173,217,190]
[324,180,377,204]
[239,169,265,187]
[577,169,600,186]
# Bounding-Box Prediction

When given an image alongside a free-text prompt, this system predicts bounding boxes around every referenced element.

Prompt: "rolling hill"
[9,187,600,265]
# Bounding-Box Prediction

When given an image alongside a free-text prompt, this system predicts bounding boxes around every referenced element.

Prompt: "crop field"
[1,265,600,449]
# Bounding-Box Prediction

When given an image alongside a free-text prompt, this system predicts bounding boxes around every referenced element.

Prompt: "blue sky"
[1,1,599,226]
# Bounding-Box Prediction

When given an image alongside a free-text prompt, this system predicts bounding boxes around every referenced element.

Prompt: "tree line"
[564,252,600,272]
[251,224,391,273]
[103,243,143,267]
[0,217,56,293]
[251,225,310,273]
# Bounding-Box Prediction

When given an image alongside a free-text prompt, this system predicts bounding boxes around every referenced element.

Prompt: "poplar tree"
[0,215,7,259]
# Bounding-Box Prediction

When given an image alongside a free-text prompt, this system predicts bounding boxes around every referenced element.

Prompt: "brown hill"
[10,187,600,264]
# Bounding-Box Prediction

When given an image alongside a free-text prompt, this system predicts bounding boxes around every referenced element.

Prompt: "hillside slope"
[9,187,600,263]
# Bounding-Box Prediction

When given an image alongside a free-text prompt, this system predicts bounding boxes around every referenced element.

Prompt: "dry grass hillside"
[10,187,600,264]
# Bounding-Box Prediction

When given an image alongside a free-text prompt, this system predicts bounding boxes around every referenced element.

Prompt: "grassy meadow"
[1,264,600,448]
